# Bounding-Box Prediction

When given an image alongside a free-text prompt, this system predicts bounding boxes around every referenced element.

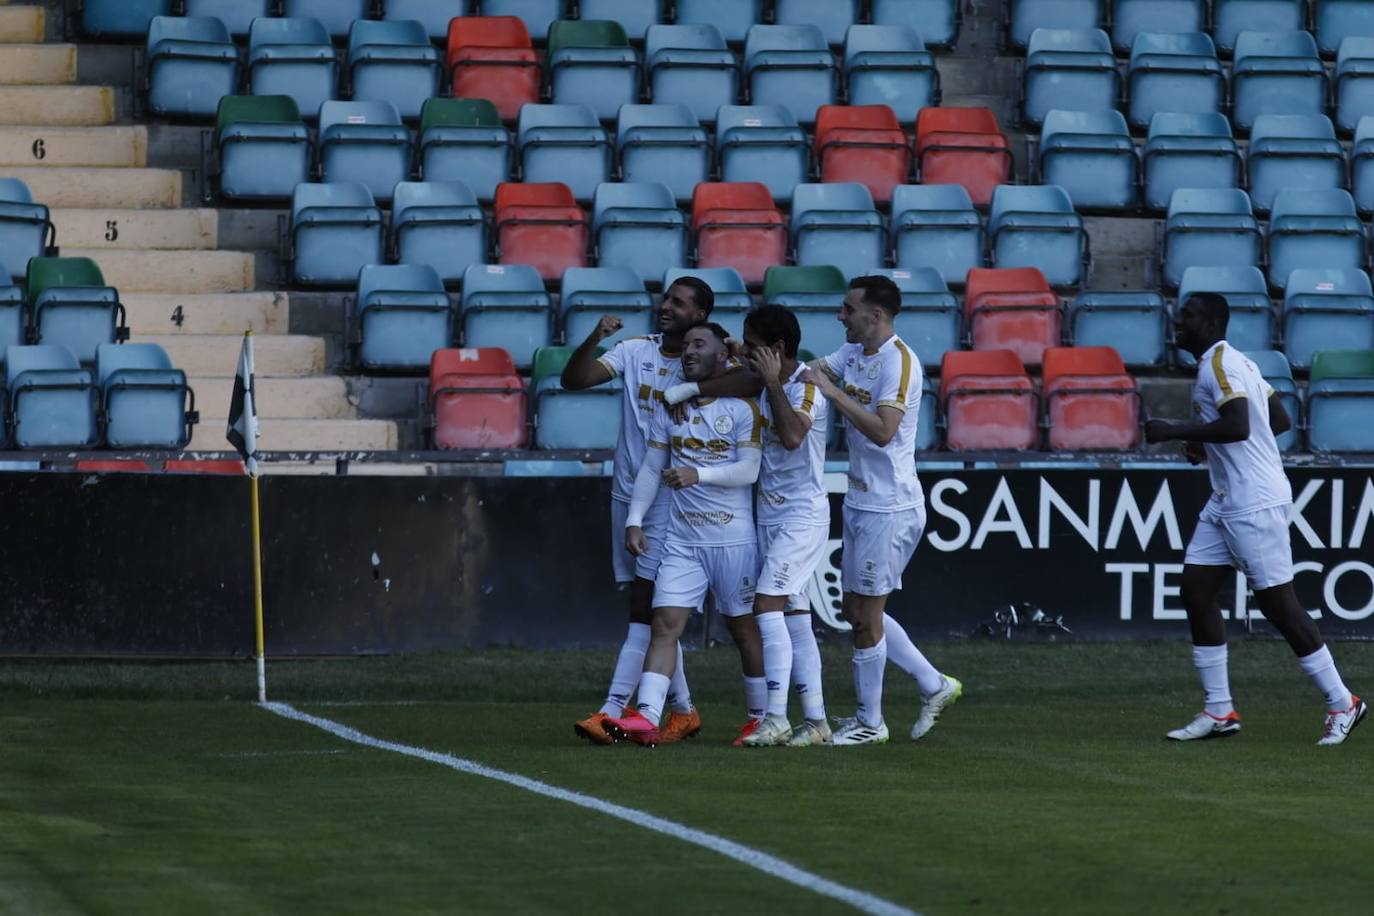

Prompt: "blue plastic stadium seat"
[988,184,1086,287]
[593,182,687,286]
[664,267,752,338]
[1247,114,1345,214]
[146,17,240,118]
[1112,0,1204,52]
[26,257,128,366]
[775,0,859,47]
[1353,117,1374,213]
[391,180,487,286]
[215,95,312,201]
[1024,28,1119,127]
[917,376,939,449]
[418,98,511,203]
[764,265,849,358]
[1142,112,1241,211]
[744,25,837,126]
[1039,109,1138,210]
[183,0,272,38]
[1008,0,1103,50]
[0,286,24,355]
[290,182,385,287]
[673,0,764,45]
[844,25,939,112]
[0,179,52,282]
[347,19,442,121]
[1178,266,1276,361]
[534,374,623,449]
[316,100,412,204]
[715,104,810,205]
[617,104,710,204]
[547,20,640,121]
[1068,290,1169,368]
[248,17,338,120]
[1282,268,1374,370]
[461,264,554,371]
[1267,189,1366,290]
[355,264,453,372]
[97,342,194,448]
[891,184,983,288]
[481,0,564,41]
[1306,349,1374,452]
[560,267,654,349]
[6,345,97,449]
[1213,0,1306,55]
[872,0,960,50]
[1245,348,1302,452]
[82,0,172,39]
[1127,32,1224,131]
[516,103,613,202]
[579,0,666,41]
[282,0,370,40]
[790,183,885,280]
[643,24,739,124]
[1336,38,1374,135]
[1231,31,1327,133]
[873,266,962,369]
[1162,188,1262,289]
[1319,0,1374,57]
[384,0,471,40]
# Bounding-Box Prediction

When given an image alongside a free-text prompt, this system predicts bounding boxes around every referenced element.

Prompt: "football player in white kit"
[1146,292,1365,745]
[604,323,766,747]
[803,275,962,746]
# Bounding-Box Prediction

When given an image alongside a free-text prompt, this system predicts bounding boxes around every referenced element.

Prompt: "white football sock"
[635,671,671,724]
[882,613,944,696]
[743,675,767,720]
[1297,645,1353,711]
[599,622,650,715]
[667,640,694,714]
[757,612,792,718]
[853,637,887,728]
[1192,644,1234,717]
[786,613,826,721]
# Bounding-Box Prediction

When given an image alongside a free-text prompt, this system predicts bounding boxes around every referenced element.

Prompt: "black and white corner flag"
[226,331,259,477]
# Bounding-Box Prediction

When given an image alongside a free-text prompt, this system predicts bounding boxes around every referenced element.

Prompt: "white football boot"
[911,675,963,741]
[1318,695,1367,746]
[1166,710,1242,741]
[741,714,793,747]
[832,716,889,746]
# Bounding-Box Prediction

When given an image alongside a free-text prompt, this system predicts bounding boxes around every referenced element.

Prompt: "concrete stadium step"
[52,208,218,250]
[189,376,355,420]
[145,334,325,377]
[0,126,147,167]
[1,166,180,207]
[0,86,114,126]
[124,292,289,336]
[63,249,254,294]
[0,44,75,83]
[0,6,43,43]
[188,418,398,452]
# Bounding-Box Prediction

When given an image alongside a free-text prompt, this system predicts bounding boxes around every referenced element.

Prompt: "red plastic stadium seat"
[691,182,787,286]
[447,17,541,121]
[964,267,1062,367]
[494,182,588,282]
[1042,346,1140,450]
[428,346,517,381]
[429,347,528,449]
[941,349,1039,450]
[915,107,1013,207]
[814,104,911,205]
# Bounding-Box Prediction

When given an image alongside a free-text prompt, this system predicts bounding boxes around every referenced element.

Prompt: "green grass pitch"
[1,641,1370,915]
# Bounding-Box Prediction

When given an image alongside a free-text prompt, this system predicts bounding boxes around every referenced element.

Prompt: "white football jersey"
[598,335,682,504]
[647,396,762,547]
[757,363,829,527]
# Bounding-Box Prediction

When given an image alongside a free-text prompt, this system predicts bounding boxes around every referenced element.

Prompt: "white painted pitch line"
[261,701,918,916]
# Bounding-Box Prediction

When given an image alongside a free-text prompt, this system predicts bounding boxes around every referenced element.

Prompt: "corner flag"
[227,331,259,476]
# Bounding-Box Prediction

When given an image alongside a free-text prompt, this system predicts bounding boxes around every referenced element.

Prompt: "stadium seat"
[281,0,369,39]
[1024,28,1119,127]
[1247,114,1345,215]
[546,20,640,122]
[1127,32,1225,132]
[145,17,239,119]
[215,96,311,201]
[592,182,687,286]
[1112,0,1204,53]
[1246,348,1302,452]
[384,0,471,41]
[1038,109,1138,210]
[965,267,1063,366]
[940,349,1038,450]
[26,257,127,366]
[891,184,983,288]
[0,179,52,283]
[461,264,555,371]
[1178,265,1276,361]
[576,0,664,41]
[813,105,911,205]
[715,105,810,205]
[493,182,588,282]
[744,25,837,126]
[790,183,886,280]
[418,97,512,202]
[391,180,487,286]
[1267,189,1366,291]
[617,105,711,204]
[1336,38,1374,135]
[774,0,859,46]
[1354,116,1374,214]
[987,184,1087,288]
[355,264,454,372]
[181,0,270,37]
[561,267,654,350]
[96,343,195,449]
[531,345,623,450]
[1067,290,1169,368]
[643,24,739,124]
[691,182,787,286]
[1231,31,1328,134]
[1319,0,1374,57]
[481,0,563,42]
[1307,348,1374,451]
[1213,0,1306,55]
[763,266,848,357]
[915,107,1014,207]
[447,17,541,122]
[873,267,962,369]
[843,25,939,112]
[1161,188,1261,289]
[665,267,752,338]
[290,182,385,287]
[82,0,172,39]
[673,0,764,45]
[7,344,99,448]
[916,376,940,449]
[872,0,959,49]
[1142,112,1241,212]
[247,17,338,120]
[347,19,442,121]
[1041,346,1140,450]
[429,347,527,449]
[516,103,613,202]
[0,286,24,356]
[1283,268,1374,369]
[1008,0,1104,50]
[316,101,411,204]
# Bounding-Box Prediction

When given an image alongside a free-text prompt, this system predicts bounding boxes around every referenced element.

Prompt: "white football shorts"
[841,505,926,597]
[611,498,667,584]
[756,522,829,610]
[652,540,758,617]
[1184,505,1294,590]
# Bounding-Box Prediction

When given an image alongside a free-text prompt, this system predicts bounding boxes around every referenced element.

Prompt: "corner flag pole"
[228,329,266,702]
[250,470,266,703]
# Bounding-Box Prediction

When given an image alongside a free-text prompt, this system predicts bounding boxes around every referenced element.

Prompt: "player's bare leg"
[1169,564,1242,741]
[723,613,767,744]
[743,595,793,746]
[604,606,692,747]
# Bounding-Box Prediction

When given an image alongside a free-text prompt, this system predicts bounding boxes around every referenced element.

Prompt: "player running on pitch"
[1146,292,1365,745]
[802,275,961,746]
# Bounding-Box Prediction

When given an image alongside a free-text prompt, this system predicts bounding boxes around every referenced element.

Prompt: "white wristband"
[663,382,700,406]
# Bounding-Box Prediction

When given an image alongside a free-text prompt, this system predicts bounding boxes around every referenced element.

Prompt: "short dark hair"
[743,304,802,358]
[684,320,730,344]
[667,276,715,316]
[849,275,902,317]
[1185,291,1230,333]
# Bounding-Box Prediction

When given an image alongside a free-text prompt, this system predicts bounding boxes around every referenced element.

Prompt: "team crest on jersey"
[866,362,881,380]
[713,414,734,435]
